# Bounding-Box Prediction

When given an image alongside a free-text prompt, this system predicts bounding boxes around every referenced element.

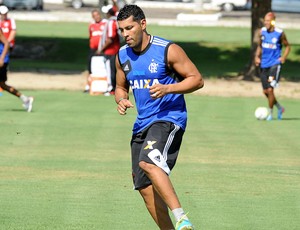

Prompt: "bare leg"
[263,88,277,109]
[139,161,181,211]
[0,81,21,97]
[139,185,174,230]
[267,88,276,109]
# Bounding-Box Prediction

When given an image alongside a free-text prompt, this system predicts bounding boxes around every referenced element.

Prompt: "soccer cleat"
[277,107,285,120]
[175,216,194,230]
[23,97,34,112]
[266,114,273,121]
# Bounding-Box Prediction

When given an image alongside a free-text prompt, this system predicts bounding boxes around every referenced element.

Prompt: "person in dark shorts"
[0,28,33,112]
[255,12,290,120]
[114,4,204,230]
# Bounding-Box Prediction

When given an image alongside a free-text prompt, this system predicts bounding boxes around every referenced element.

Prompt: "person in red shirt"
[0,5,16,51]
[88,9,107,73]
[98,7,121,94]
[84,9,107,92]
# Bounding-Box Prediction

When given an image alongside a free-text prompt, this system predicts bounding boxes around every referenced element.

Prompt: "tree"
[243,0,272,80]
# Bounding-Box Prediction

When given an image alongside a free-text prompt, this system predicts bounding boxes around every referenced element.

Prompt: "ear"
[140,19,147,30]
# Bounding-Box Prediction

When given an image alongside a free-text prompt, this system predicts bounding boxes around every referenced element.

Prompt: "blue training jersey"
[118,35,187,134]
[0,42,9,63]
[260,27,283,68]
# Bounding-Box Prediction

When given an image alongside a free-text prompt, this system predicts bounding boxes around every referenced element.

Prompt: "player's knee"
[263,89,268,95]
[0,82,9,91]
[139,160,148,170]
[267,88,274,94]
[139,161,154,173]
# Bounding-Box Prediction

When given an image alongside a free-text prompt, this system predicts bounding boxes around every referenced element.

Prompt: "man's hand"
[95,50,102,55]
[0,59,4,67]
[149,84,169,99]
[279,57,286,64]
[117,99,134,115]
[255,56,261,66]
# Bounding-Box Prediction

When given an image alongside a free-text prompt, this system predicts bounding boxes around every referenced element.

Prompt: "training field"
[1,90,299,229]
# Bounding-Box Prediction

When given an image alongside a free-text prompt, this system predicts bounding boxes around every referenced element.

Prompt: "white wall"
[43,0,64,4]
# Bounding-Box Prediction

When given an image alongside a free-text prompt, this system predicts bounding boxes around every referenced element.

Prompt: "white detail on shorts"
[275,64,281,84]
[163,124,180,161]
[148,149,170,175]
[270,65,281,88]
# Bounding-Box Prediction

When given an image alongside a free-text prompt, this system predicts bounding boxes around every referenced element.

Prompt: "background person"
[98,7,121,95]
[115,4,204,230]
[255,12,290,120]
[0,5,16,95]
[0,28,33,112]
[0,5,16,51]
[84,9,107,93]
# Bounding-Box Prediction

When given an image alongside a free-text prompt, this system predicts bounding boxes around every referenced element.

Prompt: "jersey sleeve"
[10,18,16,30]
[107,20,117,38]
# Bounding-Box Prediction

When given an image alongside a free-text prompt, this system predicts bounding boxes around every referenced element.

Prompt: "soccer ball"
[254,107,269,120]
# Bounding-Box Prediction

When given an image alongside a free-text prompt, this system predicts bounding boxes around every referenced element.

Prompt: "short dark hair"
[117,4,145,22]
[108,8,115,16]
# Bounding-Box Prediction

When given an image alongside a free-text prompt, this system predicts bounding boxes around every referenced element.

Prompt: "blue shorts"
[130,121,184,190]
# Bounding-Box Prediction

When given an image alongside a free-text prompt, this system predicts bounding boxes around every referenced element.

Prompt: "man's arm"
[255,29,262,66]
[0,30,9,67]
[99,37,113,53]
[279,32,291,64]
[98,20,118,54]
[114,54,134,115]
[149,43,204,99]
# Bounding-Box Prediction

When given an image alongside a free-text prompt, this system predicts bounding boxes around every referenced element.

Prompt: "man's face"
[118,16,146,50]
[264,14,275,30]
[0,14,7,20]
[92,11,101,23]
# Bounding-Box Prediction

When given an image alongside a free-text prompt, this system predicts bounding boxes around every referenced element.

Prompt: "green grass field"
[10,21,300,80]
[1,91,299,229]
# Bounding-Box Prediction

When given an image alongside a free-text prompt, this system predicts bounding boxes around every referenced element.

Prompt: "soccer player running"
[255,12,290,120]
[0,8,33,112]
[115,5,204,230]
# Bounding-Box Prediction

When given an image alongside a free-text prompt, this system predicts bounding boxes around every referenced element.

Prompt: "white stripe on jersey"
[152,37,169,47]
[119,44,128,51]
[107,20,114,37]
[10,18,16,30]
[261,26,283,33]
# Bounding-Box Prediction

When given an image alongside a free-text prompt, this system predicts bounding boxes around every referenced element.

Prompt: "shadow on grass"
[10,36,89,73]
[9,37,300,81]
[178,42,300,81]
[281,118,300,121]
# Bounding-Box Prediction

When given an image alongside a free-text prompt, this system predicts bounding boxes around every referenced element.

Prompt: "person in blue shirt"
[0,27,34,112]
[115,4,204,230]
[255,12,290,120]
